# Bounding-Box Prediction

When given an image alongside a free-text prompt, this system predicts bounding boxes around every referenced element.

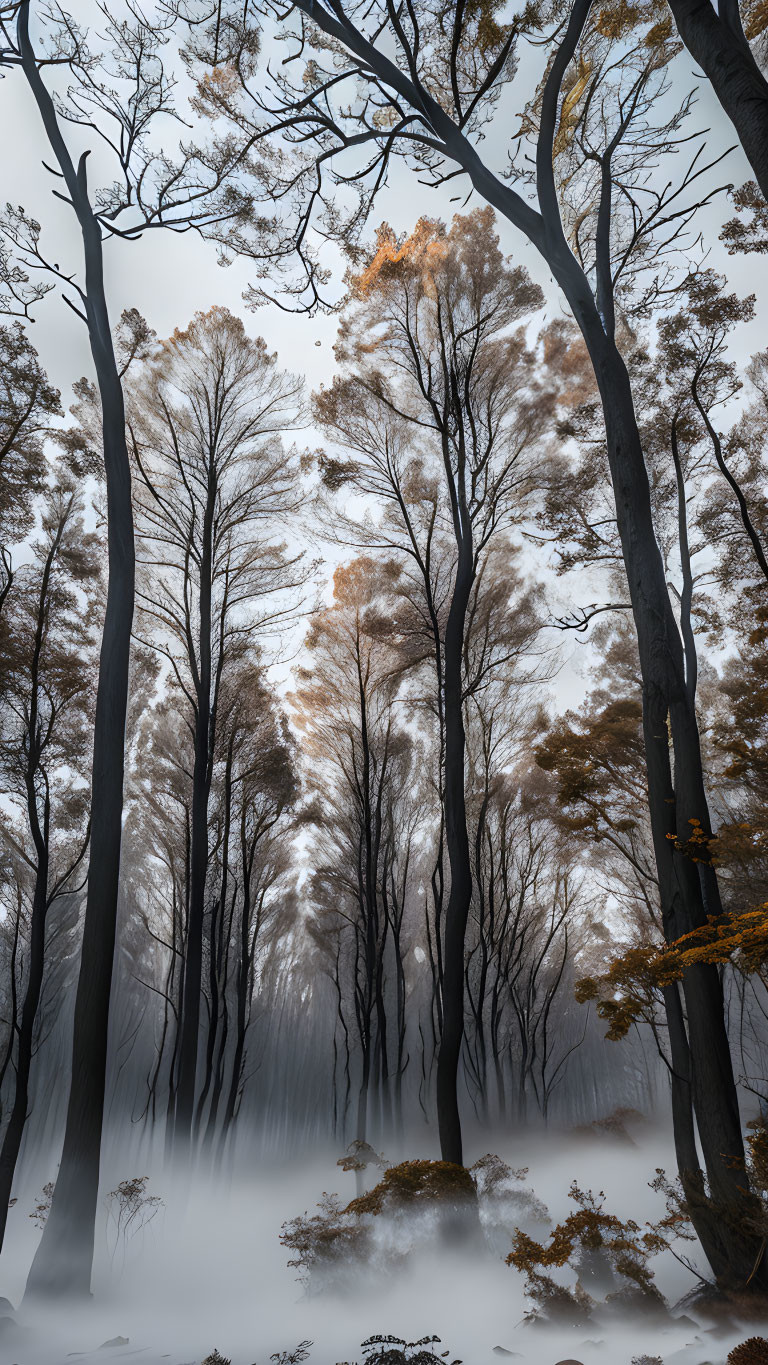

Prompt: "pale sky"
[0,9,764,709]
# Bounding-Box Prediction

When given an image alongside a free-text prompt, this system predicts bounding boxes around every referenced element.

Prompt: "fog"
[0,1125,757,1365]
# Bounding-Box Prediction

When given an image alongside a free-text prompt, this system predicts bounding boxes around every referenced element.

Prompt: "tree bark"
[572,297,766,1290]
[19,3,135,1299]
[0,858,48,1252]
[665,0,768,203]
[436,549,474,1166]
[173,484,215,1151]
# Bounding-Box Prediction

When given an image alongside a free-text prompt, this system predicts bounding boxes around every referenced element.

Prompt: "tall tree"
[0,481,98,1251]
[128,306,304,1151]
[0,0,256,1297]
[213,668,297,1151]
[314,209,549,1164]
[294,558,418,1152]
[0,323,61,612]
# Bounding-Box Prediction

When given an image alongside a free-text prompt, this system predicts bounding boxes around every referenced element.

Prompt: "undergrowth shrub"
[728,1340,768,1364]
[281,1155,546,1289]
[337,1336,461,1365]
[281,1192,371,1287]
[338,1141,390,1178]
[344,1160,476,1216]
[359,1336,460,1365]
[281,1161,476,1290]
[29,1181,54,1229]
[266,1334,461,1365]
[106,1175,163,1266]
[506,1182,667,1324]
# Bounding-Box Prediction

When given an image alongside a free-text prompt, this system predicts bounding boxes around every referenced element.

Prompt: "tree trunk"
[21,5,135,1297]
[567,281,766,1291]
[220,891,251,1145]
[0,857,48,1252]
[665,0,768,202]
[0,519,61,1251]
[173,492,214,1151]
[193,896,221,1141]
[436,550,474,1166]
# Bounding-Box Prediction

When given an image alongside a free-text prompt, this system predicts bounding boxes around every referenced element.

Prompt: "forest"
[0,0,767,1363]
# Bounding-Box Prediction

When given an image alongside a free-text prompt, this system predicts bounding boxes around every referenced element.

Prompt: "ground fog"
[0,1126,761,1365]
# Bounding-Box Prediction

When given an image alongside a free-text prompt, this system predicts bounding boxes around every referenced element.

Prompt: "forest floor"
[0,1123,764,1365]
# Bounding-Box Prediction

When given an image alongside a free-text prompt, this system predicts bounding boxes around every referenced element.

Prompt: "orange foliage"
[351,218,450,299]
[346,1160,476,1217]
[577,903,768,1038]
[507,1181,664,1317]
[744,0,768,37]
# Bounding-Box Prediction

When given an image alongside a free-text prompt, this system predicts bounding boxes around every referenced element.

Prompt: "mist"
[0,1122,758,1365]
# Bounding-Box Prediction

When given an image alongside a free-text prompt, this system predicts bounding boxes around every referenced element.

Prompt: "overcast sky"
[1,11,765,707]
[2,17,763,400]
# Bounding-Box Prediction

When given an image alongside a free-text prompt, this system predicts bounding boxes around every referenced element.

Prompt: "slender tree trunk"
[0,897,22,1118]
[194,897,221,1140]
[174,494,214,1151]
[436,550,474,1166]
[355,649,377,1152]
[220,896,251,1142]
[568,290,766,1290]
[388,865,407,1138]
[21,3,135,1298]
[202,999,229,1152]
[0,857,47,1251]
[0,521,62,1250]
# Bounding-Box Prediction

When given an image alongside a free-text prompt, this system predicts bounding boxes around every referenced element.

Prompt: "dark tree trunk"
[436,549,474,1166]
[354,652,377,1150]
[0,857,48,1252]
[204,733,236,1151]
[566,282,766,1291]
[0,902,21,1116]
[665,0,768,203]
[0,521,62,1251]
[220,890,251,1142]
[194,896,221,1140]
[21,4,135,1300]
[173,489,215,1151]
[203,993,229,1151]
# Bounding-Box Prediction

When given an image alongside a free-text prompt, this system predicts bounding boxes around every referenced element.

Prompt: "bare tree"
[293,557,418,1154]
[127,306,305,1151]
[0,480,98,1251]
[313,209,551,1164]
[0,0,258,1297]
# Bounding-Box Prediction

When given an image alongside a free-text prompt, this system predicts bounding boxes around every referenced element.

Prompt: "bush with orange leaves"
[506,1182,667,1323]
[281,1156,547,1291]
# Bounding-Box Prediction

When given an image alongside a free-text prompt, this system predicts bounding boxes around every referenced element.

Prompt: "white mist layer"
[0,1128,760,1365]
